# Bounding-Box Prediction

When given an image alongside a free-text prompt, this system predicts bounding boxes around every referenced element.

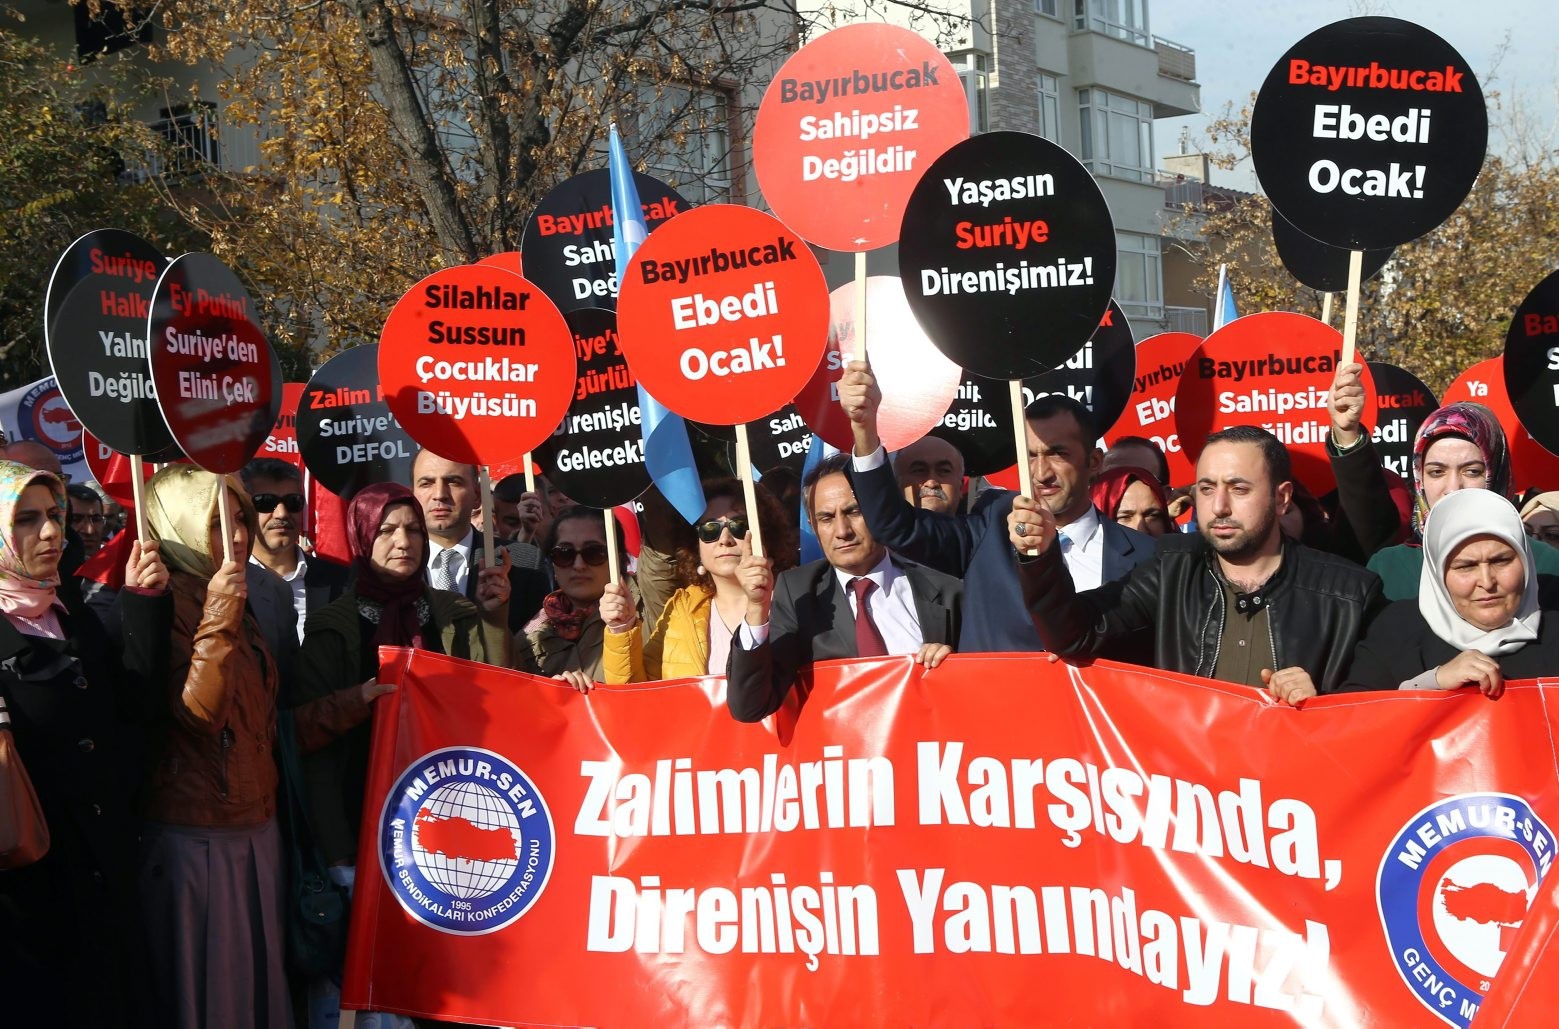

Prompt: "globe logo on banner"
[1376,793,1555,1027]
[17,380,84,467]
[379,747,555,935]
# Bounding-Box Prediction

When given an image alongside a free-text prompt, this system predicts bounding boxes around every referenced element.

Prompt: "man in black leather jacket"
[1010,425,1383,701]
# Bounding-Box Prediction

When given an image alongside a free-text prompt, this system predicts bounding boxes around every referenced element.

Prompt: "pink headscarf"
[0,459,67,637]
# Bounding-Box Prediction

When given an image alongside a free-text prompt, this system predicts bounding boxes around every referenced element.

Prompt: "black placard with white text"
[45,230,177,456]
[897,131,1116,380]
[935,301,1133,477]
[534,308,652,508]
[1502,271,1559,459]
[521,169,687,314]
[1365,361,1438,480]
[1250,17,1486,251]
[297,343,418,498]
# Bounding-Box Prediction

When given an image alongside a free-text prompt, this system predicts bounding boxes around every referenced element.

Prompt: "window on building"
[958,55,989,133]
[1115,231,1163,322]
[153,102,219,175]
[1036,73,1060,142]
[627,82,734,204]
[1073,0,1151,47]
[1034,0,1060,17]
[1077,87,1154,182]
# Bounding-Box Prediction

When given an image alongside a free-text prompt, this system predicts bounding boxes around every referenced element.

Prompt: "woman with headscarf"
[599,478,796,683]
[0,460,168,1026]
[128,464,292,1027]
[1336,489,1558,695]
[1520,492,1559,546]
[1089,466,1172,538]
[1362,403,1559,600]
[294,483,510,874]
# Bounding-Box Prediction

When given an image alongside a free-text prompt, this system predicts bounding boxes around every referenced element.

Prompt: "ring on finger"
[1016,522,1029,536]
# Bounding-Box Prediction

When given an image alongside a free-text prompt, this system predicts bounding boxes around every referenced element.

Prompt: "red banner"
[344,652,1559,1026]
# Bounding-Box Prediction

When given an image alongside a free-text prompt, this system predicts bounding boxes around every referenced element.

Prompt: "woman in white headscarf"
[1338,488,1556,695]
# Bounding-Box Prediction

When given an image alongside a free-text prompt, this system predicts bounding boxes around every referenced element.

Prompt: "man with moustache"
[234,459,348,681]
[726,454,963,722]
[837,361,1154,653]
[1011,426,1383,701]
[894,432,965,515]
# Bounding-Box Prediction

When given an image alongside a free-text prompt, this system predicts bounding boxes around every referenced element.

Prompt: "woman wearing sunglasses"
[515,505,630,690]
[600,479,795,684]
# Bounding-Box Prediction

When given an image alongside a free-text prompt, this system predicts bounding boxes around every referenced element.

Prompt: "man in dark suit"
[837,361,1155,654]
[412,448,550,632]
[241,458,351,646]
[727,454,964,722]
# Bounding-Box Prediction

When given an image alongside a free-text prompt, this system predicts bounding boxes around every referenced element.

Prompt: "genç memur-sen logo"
[1377,792,1555,1026]
[380,746,556,935]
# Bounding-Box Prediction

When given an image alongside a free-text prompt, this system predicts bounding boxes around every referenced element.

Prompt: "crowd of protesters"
[3,355,1556,1027]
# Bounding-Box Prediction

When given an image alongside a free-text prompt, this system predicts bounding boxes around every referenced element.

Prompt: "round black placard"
[1271,208,1393,292]
[897,131,1116,380]
[1366,361,1438,481]
[297,343,418,498]
[1251,16,1486,251]
[1503,270,1559,459]
[521,169,688,314]
[534,308,652,507]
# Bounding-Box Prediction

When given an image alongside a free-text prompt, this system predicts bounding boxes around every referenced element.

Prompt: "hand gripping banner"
[344,651,1559,1026]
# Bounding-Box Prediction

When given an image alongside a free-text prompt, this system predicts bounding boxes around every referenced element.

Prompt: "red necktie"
[849,577,888,658]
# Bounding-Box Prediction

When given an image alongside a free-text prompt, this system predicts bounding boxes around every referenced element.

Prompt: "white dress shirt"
[1055,505,1105,592]
[856,443,1107,589]
[249,551,310,642]
[738,550,924,654]
[427,528,473,595]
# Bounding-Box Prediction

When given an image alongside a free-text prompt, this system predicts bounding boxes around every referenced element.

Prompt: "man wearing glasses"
[241,458,351,647]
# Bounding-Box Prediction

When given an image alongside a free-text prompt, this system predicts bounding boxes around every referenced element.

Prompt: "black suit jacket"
[462,540,550,635]
[304,555,352,617]
[726,553,964,722]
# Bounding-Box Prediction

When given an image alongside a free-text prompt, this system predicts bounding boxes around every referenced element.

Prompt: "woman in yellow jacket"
[600,478,794,682]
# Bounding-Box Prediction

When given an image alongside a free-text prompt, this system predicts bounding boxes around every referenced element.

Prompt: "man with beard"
[1009,426,1383,701]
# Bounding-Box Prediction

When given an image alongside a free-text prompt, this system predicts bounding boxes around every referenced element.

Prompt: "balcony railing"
[121,104,262,181]
[1154,35,1196,82]
[1166,305,1209,336]
[1163,178,1204,208]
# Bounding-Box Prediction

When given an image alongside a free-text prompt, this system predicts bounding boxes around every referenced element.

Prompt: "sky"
[1150,0,1558,190]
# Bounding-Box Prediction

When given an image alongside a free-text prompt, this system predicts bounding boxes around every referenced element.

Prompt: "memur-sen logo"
[379,746,555,936]
[18,381,83,464]
[1377,793,1555,1027]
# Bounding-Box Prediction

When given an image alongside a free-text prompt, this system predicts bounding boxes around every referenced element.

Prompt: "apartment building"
[804,0,1204,334]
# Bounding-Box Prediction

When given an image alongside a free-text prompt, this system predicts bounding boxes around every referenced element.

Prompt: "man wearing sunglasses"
[727,454,964,722]
[241,458,351,646]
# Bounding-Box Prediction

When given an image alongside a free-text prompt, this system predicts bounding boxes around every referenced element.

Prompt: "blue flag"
[1214,263,1239,330]
[797,433,838,564]
[610,125,706,523]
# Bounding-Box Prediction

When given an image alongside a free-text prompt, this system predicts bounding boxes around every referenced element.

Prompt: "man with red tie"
[725,453,965,722]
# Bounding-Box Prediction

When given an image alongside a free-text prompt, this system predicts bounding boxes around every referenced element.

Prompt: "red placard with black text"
[1175,313,1374,494]
[752,23,968,252]
[378,266,575,466]
[615,205,829,426]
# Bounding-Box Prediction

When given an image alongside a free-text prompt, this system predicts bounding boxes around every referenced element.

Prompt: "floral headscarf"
[1410,403,1512,539]
[0,459,67,623]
